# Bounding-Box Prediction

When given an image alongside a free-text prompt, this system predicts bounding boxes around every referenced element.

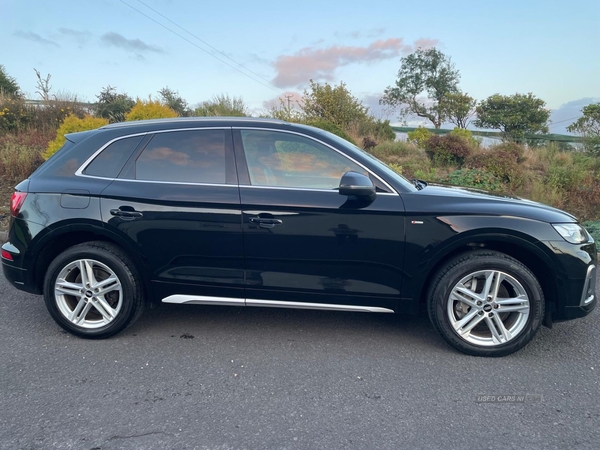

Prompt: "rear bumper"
[2,260,40,294]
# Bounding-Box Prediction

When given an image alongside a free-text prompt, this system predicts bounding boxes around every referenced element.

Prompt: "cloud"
[272,38,438,88]
[58,28,92,41]
[100,32,164,54]
[549,97,600,134]
[14,31,59,47]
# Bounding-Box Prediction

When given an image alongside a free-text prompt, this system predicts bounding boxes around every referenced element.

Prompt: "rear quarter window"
[84,135,144,178]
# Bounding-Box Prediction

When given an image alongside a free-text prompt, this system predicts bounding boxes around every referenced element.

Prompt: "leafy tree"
[381,48,460,128]
[93,86,135,123]
[474,93,550,141]
[0,65,21,97]
[301,80,369,128]
[125,99,178,121]
[567,102,600,154]
[439,92,477,129]
[195,94,249,117]
[158,87,191,117]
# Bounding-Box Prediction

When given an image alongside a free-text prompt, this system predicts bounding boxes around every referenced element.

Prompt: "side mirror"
[338,172,376,200]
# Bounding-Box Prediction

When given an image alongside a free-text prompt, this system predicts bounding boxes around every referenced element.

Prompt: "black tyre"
[427,250,544,357]
[43,241,144,339]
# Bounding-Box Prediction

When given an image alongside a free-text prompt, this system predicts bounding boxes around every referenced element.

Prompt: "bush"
[583,220,600,243]
[369,140,414,159]
[0,95,30,132]
[0,141,44,180]
[44,115,108,159]
[407,126,433,148]
[449,127,479,148]
[443,168,501,191]
[467,142,526,186]
[304,119,356,144]
[425,134,472,167]
[125,99,177,121]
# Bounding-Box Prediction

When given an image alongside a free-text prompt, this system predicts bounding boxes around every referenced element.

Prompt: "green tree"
[195,94,249,117]
[567,102,600,154]
[158,87,191,117]
[93,86,135,123]
[474,93,550,141]
[380,48,460,128]
[0,65,21,97]
[301,80,369,128]
[439,92,477,129]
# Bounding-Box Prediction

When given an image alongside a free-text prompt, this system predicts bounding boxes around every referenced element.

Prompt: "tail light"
[10,192,27,217]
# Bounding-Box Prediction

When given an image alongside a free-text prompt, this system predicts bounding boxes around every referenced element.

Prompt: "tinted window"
[135,130,226,183]
[84,136,144,178]
[241,130,366,189]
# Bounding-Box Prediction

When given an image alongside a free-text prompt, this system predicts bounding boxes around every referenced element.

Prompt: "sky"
[3,0,600,133]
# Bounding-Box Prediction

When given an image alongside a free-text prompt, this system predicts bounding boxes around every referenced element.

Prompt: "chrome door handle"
[249,217,283,228]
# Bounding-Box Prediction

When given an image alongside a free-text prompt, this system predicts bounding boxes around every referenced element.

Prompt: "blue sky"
[3,0,599,132]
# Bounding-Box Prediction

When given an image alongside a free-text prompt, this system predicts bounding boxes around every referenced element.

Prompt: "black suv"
[2,118,597,356]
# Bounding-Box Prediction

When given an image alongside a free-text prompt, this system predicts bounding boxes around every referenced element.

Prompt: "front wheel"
[43,241,144,338]
[427,250,544,357]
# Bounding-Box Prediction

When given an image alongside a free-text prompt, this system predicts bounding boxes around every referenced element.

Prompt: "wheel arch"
[29,224,155,305]
[416,232,558,326]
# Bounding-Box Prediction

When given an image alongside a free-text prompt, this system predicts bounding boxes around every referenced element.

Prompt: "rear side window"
[84,136,144,178]
[135,130,227,184]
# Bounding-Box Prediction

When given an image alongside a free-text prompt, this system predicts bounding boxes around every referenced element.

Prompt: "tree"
[301,80,369,128]
[380,48,460,128]
[474,93,550,141]
[567,102,600,154]
[93,86,135,123]
[34,68,52,101]
[195,94,249,117]
[0,65,21,97]
[439,92,477,129]
[158,87,191,117]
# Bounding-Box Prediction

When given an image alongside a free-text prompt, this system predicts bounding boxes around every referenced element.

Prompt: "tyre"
[43,241,144,338]
[427,250,544,357]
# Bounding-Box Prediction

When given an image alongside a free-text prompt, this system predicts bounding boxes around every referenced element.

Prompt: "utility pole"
[284,94,293,109]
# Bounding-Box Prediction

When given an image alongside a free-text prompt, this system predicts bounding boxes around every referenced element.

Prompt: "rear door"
[97,127,245,302]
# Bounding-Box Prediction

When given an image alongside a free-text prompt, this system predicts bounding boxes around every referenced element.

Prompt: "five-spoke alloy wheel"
[44,242,144,338]
[428,250,544,357]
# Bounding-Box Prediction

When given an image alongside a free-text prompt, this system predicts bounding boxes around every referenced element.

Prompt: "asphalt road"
[1,270,598,450]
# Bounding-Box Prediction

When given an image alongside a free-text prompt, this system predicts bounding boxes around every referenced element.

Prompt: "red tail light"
[1,250,13,261]
[10,192,27,217]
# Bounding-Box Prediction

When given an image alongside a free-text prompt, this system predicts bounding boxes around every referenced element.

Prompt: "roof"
[100,116,288,129]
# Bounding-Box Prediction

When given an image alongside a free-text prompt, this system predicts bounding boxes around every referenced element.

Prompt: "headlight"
[552,223,589,244]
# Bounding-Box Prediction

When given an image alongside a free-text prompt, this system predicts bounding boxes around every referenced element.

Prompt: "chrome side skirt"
[162,295,394,313]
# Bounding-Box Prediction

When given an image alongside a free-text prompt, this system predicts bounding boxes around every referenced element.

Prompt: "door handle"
[110,208,143,219]
[249,217,283,229]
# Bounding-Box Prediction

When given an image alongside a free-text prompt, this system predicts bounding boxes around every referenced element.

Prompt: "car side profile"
[1,118,597,356]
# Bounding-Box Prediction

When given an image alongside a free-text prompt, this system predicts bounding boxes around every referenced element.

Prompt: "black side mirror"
[338,172,376,200]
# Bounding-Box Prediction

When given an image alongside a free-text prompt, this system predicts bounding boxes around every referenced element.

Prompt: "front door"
[234,129,405,312]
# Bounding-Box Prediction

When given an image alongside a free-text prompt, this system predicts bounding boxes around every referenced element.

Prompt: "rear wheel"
[44,241,144,338]
[427,250,544,357]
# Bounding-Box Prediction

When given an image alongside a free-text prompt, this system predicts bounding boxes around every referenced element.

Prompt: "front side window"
[135,130,226,184]
[241,130,366,189]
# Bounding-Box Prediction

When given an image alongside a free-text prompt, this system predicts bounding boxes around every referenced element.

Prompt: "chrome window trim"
[234,127,398,195]
[238,184,397,196]
[161,294,394,313]
[75,127,231,178]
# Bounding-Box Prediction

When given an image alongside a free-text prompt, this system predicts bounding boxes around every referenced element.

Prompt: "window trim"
[76,127,236,186]
[233,127,398,195]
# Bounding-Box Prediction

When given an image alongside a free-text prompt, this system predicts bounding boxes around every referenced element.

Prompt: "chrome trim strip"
[161,295,394,313]
[238,185,397,195]
[581,265,596,306]
[75,127,231,178]
[233,127,398,195]
[245,299,394,313]
[109,178,238,187]
[162,295,245,306]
